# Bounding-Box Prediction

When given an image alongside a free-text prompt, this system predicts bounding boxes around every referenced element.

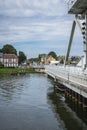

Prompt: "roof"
[3,54,18,59]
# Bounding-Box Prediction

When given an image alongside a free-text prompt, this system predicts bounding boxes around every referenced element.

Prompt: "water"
[0,73,87,130]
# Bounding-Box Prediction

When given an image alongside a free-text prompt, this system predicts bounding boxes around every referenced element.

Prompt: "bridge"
[32,65,45,73]
[45,0,87,108]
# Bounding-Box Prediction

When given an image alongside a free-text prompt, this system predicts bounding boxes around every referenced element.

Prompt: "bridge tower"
[65,0,87,69]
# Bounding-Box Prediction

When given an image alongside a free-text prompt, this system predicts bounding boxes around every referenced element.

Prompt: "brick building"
[0,53,18,67]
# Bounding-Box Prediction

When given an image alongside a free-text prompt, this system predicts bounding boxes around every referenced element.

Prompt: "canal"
[0,73,87,130]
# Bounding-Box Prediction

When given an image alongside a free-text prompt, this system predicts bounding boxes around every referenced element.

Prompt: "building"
[0,53,18,67]
[40,54,56,65]
[20,60,32,68]
[46,55,56,64]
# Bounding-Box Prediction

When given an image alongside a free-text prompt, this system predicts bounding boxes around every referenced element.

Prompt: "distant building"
[0,53,18,67]
[46,55,56,64]
[50,61,60,65]
[40,54,56,65]
[20,59,32,68]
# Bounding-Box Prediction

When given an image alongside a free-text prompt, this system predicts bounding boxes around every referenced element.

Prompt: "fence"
[45,65,87,88]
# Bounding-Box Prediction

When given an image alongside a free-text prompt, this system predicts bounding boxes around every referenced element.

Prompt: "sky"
[0,0,83,58]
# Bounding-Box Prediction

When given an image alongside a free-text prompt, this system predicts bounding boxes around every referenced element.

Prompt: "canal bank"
[0,67,45,77]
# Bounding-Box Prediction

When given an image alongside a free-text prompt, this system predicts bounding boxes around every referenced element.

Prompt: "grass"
[0,67,35,74]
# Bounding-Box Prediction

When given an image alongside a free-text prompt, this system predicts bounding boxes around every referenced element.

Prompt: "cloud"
[0,0,82,57]
[0,0,72,43]
[0,0,67,17]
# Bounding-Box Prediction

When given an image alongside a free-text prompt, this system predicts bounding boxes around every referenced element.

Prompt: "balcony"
[68,0,87,14]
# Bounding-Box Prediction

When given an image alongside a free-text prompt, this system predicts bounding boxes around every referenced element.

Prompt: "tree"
[2,44,17,55]
[0,49,2,53]
[58,55,65,64]
[48,51,57,60]
[18,51,26,64]
[38,54,41,62]
[38,54,47,63]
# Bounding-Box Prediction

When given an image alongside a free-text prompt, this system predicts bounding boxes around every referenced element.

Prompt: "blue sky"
[0,0,83,58]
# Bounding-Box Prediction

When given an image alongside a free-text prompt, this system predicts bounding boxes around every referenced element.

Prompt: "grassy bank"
[0,67,35,75]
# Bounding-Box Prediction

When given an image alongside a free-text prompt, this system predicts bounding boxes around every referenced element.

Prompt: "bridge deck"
[45,65,87,98]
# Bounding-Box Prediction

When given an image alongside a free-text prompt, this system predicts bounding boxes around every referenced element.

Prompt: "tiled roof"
[3,54,18,59]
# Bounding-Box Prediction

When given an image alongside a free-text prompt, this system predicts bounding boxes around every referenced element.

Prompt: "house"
[40,54,56,65]
[46,55,56,64]
[0,53,18,67]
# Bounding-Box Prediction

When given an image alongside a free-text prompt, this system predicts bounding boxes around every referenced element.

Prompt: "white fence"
[45,65,87,88]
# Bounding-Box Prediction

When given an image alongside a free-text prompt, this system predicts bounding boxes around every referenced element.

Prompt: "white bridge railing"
[45,65,87,88]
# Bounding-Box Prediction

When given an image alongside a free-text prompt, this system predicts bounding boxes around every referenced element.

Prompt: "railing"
[45,65,87,88]
[32,65,45,68]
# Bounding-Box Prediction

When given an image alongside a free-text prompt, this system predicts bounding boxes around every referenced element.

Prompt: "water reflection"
[47,86,87,130]
[65,97,87,124]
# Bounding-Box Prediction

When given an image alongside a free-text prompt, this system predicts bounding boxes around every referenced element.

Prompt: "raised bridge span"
[45,0,87,108]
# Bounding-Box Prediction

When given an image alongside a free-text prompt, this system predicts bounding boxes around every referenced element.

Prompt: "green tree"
[18,51,26,64]
[38,54,41,62]
[48,51,57,60]
[0,49,2,53]
[38,54,46,63]
[2,44,17,55]
[58,55,65,64]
